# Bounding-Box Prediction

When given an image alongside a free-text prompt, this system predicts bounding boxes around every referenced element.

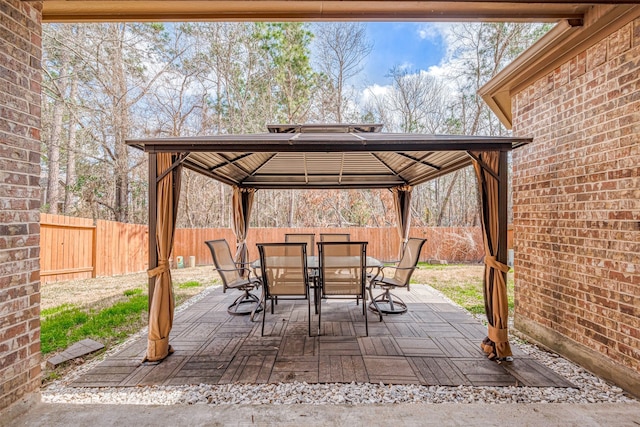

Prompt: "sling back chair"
[257,242,311,337]
[285,233,320,313]
[317,241,368,336]
[205,239,262,318]
[368,237,426,321]
[319,233,351,242]
[284,233,316,256]
[319,233,351,257]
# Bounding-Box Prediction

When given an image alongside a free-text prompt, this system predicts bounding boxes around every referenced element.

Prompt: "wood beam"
[148,152,158,311]
[41,1,593,23]
[497,150,508,271]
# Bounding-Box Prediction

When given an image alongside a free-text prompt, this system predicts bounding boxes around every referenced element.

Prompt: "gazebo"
[127,123,531,364]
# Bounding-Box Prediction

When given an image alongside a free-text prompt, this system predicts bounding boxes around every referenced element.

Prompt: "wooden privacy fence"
[175,226,484,269]
[40,214,486,283]
[40,213,148,283]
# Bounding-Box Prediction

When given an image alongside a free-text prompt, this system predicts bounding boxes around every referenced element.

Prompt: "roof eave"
[41,1,591,23]
[479,4,640,130]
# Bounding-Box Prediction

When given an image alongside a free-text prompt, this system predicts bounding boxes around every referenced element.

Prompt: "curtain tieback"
[488,325,509,343]
[147,259,170,278]
[484,255,510,273]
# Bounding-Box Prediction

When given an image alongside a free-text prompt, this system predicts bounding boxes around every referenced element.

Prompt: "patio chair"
[319,233,351,257]
[257,243,311,337]
[368,237,426,321]
[319,233,351,242]
[205,239,262,318]
[285,233,321,313]
[317,241,368,336]
[284,233,316,256]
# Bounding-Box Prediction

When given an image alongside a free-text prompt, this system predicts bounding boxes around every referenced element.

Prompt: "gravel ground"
[41,283,637,406]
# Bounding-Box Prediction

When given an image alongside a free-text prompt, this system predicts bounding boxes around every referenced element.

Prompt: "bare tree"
[42,25,73,214]
[314,22,372,122]
[364,66,448,134]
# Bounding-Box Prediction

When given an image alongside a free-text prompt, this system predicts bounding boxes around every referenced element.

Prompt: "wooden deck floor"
[72,285,574,388]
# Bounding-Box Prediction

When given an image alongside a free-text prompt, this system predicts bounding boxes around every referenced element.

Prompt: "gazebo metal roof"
[127,124,531,190]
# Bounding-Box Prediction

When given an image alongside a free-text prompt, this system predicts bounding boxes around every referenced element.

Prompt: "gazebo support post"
[148,152,158,309]
[497,150,508,280]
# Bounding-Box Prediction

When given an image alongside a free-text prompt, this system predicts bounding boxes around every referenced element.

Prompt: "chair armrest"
[370,265,417,284]
[383,265,416,271]
[377,259,400,265]
[215,266,246,273]
[235,261,254,266]
[215,265,256,279]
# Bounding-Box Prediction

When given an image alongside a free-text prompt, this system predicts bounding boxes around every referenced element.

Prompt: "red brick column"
[0,0,43,412]
[512,18,640,396]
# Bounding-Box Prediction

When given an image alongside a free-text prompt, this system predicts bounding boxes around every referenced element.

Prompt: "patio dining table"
[250,255,383,272]
[250,255,383,315]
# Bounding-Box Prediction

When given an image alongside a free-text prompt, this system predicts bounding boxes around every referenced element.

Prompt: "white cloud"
[416,22,454,42]
[360,83,391,101]
[417,24,440,41]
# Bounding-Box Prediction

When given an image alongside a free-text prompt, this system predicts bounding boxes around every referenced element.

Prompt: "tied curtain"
[145,153,182,363]
[231,186,256,269]
[471,151,512,360]
[392,185,413,259]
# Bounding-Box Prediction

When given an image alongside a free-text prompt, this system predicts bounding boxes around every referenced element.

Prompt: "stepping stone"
[47,339,104,368]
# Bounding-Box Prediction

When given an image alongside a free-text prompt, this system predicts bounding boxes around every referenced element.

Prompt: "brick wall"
[0,0,43,412]
[512,18,640,395]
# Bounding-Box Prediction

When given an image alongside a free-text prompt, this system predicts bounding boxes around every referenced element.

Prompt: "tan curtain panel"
[471,151,512,360]
[392,185,413,259]
[145,153,182,363]
[231,186,256,267]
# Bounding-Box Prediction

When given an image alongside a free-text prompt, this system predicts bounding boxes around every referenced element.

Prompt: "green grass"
[41,280,207,357]
[41,303,78,318]
[177,280,202,289]
[40,291,148,355]
[416,262,458,270]
[424,267,515,316]
[437,281,487,315]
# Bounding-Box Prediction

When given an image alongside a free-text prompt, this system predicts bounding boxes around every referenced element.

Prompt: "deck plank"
[363,356,420,384]
[502,358,576,388]
[408,357,471,386]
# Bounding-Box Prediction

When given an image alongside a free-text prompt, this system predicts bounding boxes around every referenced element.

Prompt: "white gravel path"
[42,285,637,406]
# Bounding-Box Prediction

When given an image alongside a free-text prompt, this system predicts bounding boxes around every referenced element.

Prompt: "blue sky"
[361,23,447,86]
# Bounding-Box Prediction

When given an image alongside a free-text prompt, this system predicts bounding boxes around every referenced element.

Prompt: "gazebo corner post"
[497,150,509,276]
[392,184,413,289]
[471,150,513,362]
[148,152,158,310]
[144,152,181,363]
[231,186,256,277]
[496,149,512,361]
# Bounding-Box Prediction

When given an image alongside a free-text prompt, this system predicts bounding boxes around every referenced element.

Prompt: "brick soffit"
[479,5,640,130]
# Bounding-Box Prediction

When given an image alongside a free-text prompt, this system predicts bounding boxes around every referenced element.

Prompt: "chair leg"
[364,296,368,337]
[313,279,319,315]
[227,290,262,316]
[317,292,322,336]
[368,285,383,322]
[370,289,407,316]
[361,289,368,336]
[261,297,267,336]
[307,294,311,337]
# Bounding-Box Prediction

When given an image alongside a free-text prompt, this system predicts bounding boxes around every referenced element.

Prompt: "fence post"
[91,222,97,278]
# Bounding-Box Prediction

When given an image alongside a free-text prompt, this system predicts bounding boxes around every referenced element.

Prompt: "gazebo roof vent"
[267,123,383,134]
